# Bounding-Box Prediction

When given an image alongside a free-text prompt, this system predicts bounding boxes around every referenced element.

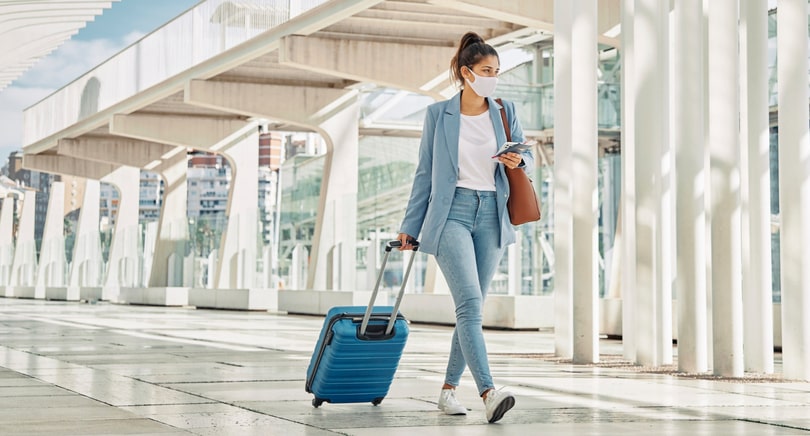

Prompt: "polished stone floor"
[0,298,808,435]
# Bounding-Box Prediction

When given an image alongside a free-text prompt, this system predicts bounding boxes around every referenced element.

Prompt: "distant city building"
[187,153,230,218]
[139,171,162,222]
[5,151,52,249]
[99,183,119,233]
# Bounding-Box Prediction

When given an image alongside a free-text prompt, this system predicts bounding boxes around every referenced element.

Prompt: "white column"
[36,181,67,297]
[620,0,637,362]
[214,127,259,289]
[633,0,671,367]
[740,0,774,374]
[8,190,37,292]
[708,0,744,377]
[553,0,574,360]
[101,166,140,300]
[0,195,13,287]
[307,100,360,291]
[570,0,599,364]
[152,154,188,287]
[702,0,714,371]
[507,236,520,296]
[69,180,102,297]
[777,0,810,381]
[674,0,708,374]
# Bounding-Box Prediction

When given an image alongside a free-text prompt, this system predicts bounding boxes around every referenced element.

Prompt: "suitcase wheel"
[312,398,325,408]
[372,397,384,406]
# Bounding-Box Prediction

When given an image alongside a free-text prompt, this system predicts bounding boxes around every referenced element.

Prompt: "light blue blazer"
[399,92,535,256]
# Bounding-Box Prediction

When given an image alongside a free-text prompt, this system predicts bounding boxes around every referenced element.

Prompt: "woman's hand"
[497,152,522,169]
[396,233,416,251]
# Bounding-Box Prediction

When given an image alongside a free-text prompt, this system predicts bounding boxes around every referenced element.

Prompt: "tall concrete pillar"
[674,0,708,374]
[620,0,637,362]
[101,166,141,300]
[777,0,810,381]
[312,100,359,291]
[555,0,599,364]
[633,0,672,367]
[151,153,188,287]
[553,0,574,360]
[740,0,774,374]
[7,190,37,295]
[0,195,15,287]
[35,181,67,298]
[214,126,259,289]
[708,0,744,378]
[506,235,521,296]
[69,180,102,298]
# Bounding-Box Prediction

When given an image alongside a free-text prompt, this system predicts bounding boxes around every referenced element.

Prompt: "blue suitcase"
[305,240,419,408]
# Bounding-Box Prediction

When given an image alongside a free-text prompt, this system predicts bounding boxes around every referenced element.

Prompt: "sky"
[0,0,201,166]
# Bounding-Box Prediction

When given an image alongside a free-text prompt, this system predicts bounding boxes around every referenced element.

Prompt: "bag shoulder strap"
[495,98,511,142]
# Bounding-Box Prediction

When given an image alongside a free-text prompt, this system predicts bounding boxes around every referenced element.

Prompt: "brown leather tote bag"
[496,99,542,225]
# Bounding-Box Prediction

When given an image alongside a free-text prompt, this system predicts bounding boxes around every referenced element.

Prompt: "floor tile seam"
[493,380,783,424]
[108,328,280,352]
[734,417,810,433]
[0,346,200,432]
[205,398,350,434]
[0,344,222,409]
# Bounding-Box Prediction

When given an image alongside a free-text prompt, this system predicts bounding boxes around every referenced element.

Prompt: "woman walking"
[396,31,534,424]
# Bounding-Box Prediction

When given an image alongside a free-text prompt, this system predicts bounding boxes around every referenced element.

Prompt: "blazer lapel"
[442,93,462,175]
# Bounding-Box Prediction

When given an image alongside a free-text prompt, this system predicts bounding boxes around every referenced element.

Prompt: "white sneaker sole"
[441,406,467,416]
[487,395,515,423]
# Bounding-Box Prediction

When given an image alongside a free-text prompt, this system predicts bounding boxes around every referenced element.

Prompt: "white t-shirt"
[457,111,497,191]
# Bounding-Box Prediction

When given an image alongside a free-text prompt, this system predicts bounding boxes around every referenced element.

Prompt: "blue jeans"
[435,187,505,396]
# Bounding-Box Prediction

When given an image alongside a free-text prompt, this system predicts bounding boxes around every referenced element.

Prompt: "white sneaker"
[437,388,467,415]
[484,388,515,423]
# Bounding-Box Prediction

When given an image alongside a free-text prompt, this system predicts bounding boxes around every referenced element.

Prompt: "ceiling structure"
[22,0,622,155]
[0,0,119,91]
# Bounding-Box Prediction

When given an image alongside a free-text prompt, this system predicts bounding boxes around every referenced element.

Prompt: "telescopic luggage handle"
[360,240,419,336]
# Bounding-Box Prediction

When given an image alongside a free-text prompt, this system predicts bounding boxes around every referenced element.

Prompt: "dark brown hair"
[450,32,499,87]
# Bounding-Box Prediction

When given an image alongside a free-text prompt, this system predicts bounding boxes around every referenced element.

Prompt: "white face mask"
[465,68,498,98]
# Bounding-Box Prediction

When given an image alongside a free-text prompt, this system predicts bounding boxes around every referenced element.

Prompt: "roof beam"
[23,153,116,180]
[56,137,177,168]
[185,79,351,128]
[279,35,453,99]
[428,0,621,47]
[110,114,249,150]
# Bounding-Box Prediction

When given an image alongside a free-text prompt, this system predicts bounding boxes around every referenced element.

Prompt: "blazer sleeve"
[506,100,535,173]
[399,105,437,238]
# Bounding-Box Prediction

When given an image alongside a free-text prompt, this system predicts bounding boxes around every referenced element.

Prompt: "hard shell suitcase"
[305,240,419,408]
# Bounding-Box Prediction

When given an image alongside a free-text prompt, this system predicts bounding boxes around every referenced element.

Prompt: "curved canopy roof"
[0,0,118,91]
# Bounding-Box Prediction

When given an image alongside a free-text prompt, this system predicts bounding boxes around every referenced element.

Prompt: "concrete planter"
[119,287,189,306]
[45,286,80,301]
[14,286,40,299]
[189,288,277,311]
[79,287,103,302]
[278,289,392,315]
[400,294,554,330]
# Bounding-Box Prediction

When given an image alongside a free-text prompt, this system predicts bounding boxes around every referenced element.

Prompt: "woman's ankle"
[442,383,456,390]
[481,388,493,400]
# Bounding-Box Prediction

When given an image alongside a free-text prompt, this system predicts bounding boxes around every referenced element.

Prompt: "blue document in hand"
[493,141,533,157]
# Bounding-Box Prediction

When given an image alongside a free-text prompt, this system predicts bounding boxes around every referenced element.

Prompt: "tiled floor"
[0,298,808,435]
